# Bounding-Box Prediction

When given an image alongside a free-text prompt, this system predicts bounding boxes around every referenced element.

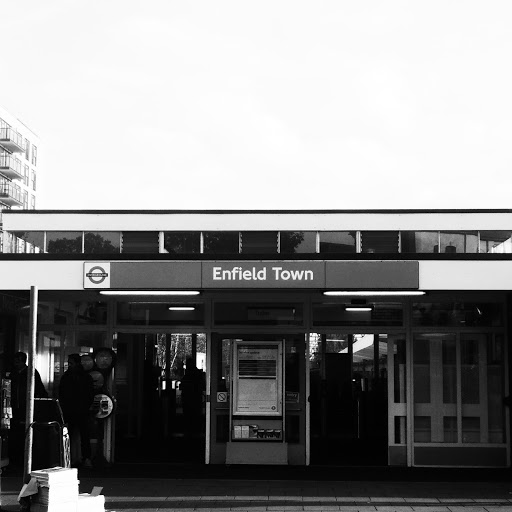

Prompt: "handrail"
[0,127,25,149]
[0,181,22,201]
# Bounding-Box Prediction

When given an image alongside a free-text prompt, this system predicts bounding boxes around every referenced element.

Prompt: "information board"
[232,341,283,416]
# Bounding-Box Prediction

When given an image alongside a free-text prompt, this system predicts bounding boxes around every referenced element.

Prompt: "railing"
[0,153,22,174]
[0,127,25,151]
[0,181,22,202]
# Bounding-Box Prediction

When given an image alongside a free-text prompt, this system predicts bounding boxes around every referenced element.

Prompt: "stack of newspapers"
[29,467,79,512]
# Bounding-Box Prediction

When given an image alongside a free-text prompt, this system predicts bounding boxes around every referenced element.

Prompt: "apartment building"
[0,104,40,253]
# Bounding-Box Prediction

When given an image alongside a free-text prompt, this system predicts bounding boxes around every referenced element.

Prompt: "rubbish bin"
[28,398,70,470]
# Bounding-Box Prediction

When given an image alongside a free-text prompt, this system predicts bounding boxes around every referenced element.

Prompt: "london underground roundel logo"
[86,265,109,285]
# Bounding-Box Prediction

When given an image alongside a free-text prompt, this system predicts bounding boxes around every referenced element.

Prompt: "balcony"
[0,154,23,180]
[0,181,22,206]
[0,127,25,153]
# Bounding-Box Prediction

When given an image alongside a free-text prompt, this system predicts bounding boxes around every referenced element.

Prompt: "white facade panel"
[419,261,512,290]
[0,261,83,290]
[4,211,512,232]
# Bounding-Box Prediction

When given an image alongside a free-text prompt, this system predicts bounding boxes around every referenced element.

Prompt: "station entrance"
[112,329,392,466]
[309,333,396,466]
[113,332,207,463]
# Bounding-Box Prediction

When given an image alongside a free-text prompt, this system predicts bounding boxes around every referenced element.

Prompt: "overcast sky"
[1,1,511,210]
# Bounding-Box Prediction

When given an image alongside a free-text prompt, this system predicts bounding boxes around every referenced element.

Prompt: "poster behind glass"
[233,341,283,416]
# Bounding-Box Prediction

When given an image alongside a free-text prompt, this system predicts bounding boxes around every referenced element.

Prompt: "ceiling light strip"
[324,291,425,296]
[100,291,200,296]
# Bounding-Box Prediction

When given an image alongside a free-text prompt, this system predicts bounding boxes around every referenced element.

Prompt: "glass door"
[308,333,390,465]
[113,332,206,463]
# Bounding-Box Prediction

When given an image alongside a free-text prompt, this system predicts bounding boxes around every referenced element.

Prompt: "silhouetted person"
[180,357,204,438]
[59,354,94,468]
[9,351,47,466]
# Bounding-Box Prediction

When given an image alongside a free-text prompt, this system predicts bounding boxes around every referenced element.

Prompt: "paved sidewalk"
[3,476,512,512]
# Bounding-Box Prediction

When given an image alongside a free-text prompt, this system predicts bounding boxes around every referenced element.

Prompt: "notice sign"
[233,342,283,416]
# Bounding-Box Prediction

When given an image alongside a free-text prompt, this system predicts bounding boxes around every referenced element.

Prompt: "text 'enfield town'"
[212,266,314,281]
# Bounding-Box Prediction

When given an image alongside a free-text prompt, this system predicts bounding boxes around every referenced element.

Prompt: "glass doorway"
[113,332,206,463]
[309,333,389,465]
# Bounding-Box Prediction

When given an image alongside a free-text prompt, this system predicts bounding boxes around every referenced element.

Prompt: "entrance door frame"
[113,327,209,463]
[306,329,408,466]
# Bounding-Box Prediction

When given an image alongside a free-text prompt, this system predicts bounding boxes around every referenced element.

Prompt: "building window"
[13,231,44,252]
[412,302,503,327]
[401,232,439,253]
[31,195,36,209]
[23,165,29,186]
[240,231,278,254]
[25,139,30,161]
[121,231,159,253]
[319,232,357,253]
[46,231,82,254]
[22,190,28,209]
[84,232,121,253]
[413,333,505,445]
[203,232,239,254]
[214,302,304,326]
[440,231,478,254]
[31,170,36,191]
[312,302,403,326]
[31,145,37,166]
[361,231,399,253]
[280,231,317,253]
[163,232,200,254]
[479,231,512,253]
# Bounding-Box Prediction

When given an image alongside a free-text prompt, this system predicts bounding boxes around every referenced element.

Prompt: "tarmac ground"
[2,465,512,512]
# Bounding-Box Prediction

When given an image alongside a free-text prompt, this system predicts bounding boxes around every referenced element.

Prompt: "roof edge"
[5,209,512,215]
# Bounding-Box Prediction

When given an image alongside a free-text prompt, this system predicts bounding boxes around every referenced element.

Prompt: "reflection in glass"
[203,232,239,254]
[117,302,205,326]
[46,231,82,254]
[313,302,403,327]
[361,231,399,253]
[214,302,303,326]
[442,337,456,404]
[280,231,316,253]
[393,337,406,404]
[414,416,431,442]
[413,335,431,404]
[163,232,200,254]
[443,416,457,443]
[401,231,439,253]
[412,302,502,327]
[440,231,478,253]
[319,232,356,253]
[121,231,159,253]
[84,232,120,253]
[487,335,505,443]
[462,417,480,443]
[241,231,278,253]
[12,231,44,252]
[461,335,481,405]
[479,231,512,253]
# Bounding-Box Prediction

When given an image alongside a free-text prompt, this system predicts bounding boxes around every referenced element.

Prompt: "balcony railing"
[0,127,25,153]
[0,181,22,206]
[0,154,23,180]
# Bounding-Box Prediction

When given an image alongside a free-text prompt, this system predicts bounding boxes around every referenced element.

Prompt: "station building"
[0,209,510,469]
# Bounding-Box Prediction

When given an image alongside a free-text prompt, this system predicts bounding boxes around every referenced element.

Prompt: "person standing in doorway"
[58,354,94,468]
[9,351,48,467]
[180,357,205,438]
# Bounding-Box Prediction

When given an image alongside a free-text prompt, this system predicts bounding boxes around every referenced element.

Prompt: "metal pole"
[22,286,38,483]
